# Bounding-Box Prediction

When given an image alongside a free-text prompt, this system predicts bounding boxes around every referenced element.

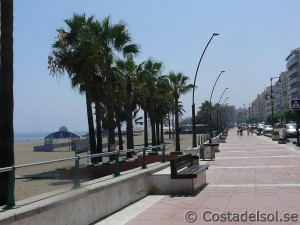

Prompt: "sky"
[12,0,300,133]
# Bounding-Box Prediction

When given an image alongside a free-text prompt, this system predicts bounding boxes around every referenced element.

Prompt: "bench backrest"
[170,154,193,175]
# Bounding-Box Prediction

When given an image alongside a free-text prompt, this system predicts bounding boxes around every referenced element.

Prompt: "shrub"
[272,130,279,135]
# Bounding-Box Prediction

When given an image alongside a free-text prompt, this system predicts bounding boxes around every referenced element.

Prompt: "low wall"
[0,162,169,225]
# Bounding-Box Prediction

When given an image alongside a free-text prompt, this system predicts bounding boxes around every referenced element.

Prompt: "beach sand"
[12,134,193,202]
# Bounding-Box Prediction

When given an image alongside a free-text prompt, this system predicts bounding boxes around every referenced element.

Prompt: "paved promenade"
[95,129,300,225]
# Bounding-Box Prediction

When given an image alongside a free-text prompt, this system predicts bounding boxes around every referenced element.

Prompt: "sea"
[14,131,86,144]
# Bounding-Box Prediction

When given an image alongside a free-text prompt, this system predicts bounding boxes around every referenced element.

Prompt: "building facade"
[286,48,300,101]
[249,48,300,123]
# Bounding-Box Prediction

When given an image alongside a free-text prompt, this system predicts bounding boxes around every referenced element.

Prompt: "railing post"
[161,144,166,163]
[74,156,80,188]
[5,166,16,209]
[114,151,120,177]
[142,147,147,169]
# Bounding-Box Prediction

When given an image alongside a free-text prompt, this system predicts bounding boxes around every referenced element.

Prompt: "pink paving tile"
[123,129,300,225]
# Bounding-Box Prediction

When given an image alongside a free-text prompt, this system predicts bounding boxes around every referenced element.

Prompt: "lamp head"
[221,70,225,73]
[213,33,220,36]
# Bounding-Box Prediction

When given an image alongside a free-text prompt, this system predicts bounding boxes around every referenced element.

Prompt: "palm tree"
[92,17,139,154]
[166,72,194,152]
[196,100,212,133]
[136,59,163,148]
[116,56,138,157]
[0,0,15,206]
[153,76,173,145]
[48,14,97,159]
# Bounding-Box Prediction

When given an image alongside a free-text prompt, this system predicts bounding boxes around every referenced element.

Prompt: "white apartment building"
[250,48,299,122]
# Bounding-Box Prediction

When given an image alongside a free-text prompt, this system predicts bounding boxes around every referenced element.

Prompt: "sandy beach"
[12,134,193,202]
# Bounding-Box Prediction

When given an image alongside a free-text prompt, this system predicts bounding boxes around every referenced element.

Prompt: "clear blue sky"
[13,0,300,133]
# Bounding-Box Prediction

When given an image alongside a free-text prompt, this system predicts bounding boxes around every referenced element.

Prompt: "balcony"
[287,86,300,96]
[287,67,299,78]
[287,77,299,87]
[286,57,299,70]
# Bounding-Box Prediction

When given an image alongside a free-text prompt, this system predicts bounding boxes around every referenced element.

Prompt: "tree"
[166,72,194,152]
[48,14,97,160]
[196,101,211,127]
[267,112,280,125]
[136,59,163,147]
[283,107,294,123]
[153,76,173,145]
[0,0,15,206]
[116,56,138,157]
[93,17,139,154]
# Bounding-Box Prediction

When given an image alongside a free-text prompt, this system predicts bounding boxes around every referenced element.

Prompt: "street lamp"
[270,76,281,128]
[220,97,229,130]
[249,103,251,122]
[209,70,225,143]
[217,88,229,132]
[192,33,219,147]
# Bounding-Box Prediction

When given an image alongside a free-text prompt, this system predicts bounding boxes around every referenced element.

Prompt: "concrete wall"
[0,162,169,225]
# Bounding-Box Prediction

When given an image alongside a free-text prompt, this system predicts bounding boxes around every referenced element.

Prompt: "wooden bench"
[150,154,209,195]
[170,154,209,179]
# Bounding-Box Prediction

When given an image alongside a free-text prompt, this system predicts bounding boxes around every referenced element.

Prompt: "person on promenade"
[246,125,250,136]
[240,127,243,136]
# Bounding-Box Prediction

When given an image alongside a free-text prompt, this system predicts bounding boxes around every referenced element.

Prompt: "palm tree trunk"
[95,101,103,162]
[105,71,116,159]
[172,110,175,139]
[117,122,123,150]
[85,86,97,163]
[168,113,171,139]
[143,110,148,147]
[125,77,133,158]
[175,96,180,152]
[156,121,160,146]
[160,121,164,143]
[0,0,14,205]
[149,96,156,150]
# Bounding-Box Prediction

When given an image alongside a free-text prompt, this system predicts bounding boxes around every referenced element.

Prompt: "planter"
[272,134,280,141]
[278,138,286,144]
[219,137,226,143]
[256,133,261,136]
[200,143,218,160]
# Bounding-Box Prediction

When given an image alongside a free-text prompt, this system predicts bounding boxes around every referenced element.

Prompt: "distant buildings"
[246,47,300,123]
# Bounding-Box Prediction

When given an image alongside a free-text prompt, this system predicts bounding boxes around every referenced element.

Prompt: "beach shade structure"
[44,126,80,145]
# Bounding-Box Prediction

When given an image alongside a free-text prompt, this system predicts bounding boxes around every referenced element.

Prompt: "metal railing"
[197,130,225,145]
[0,144,166,209]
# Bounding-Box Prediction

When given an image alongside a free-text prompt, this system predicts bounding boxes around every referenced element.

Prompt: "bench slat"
[170,154,209,179]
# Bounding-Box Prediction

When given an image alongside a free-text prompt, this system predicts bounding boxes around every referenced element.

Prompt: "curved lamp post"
[220,97,229,130]
[192,33,220,147]
[217,88,229,132]
[209,71,225,143]
[270,76,281,128]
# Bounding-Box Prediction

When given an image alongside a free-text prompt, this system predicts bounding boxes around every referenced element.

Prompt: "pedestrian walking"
[246,125,250,136]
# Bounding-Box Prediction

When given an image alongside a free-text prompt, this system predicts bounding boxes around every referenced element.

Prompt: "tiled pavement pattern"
[94,129,300,225]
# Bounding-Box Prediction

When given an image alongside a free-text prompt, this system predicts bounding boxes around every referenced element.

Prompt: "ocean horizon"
[14,131,87,144]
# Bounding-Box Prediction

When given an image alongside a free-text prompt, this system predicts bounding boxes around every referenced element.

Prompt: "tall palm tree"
[136,59,163,148]
[0,0,15,206]
[92,17,139,154]
[167,72,194,152]
[48,14,97,159]
[116,56,138,157]
[153,76,173,145]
